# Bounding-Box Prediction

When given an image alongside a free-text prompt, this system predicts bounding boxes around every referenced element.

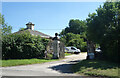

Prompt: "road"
[1,53,87,76]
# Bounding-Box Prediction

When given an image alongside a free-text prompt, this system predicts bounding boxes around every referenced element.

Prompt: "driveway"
[1,53,87,76]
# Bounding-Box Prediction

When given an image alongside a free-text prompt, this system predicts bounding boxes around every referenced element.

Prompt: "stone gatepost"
[52,33,59,59]
[87,40,95,59]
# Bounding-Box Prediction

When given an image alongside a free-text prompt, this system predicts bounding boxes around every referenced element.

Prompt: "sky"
[2,2,104,37]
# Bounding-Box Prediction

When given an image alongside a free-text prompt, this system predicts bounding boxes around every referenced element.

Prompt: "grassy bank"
[72,59,119,78]
[2,59,58,67]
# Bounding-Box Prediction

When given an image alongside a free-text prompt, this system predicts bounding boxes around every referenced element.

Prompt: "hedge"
[2,32,49,59]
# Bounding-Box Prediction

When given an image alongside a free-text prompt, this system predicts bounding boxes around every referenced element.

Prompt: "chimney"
[26,22,35,30]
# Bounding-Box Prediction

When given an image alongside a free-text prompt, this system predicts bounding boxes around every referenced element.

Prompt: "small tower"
[26,22,35,30]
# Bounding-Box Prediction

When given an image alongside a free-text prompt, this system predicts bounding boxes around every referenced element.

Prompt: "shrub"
[2,32,49,59]
[60,33,87,52]
[68,39,87,52]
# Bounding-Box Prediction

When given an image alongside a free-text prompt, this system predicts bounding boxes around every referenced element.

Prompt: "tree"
[19,28,26,31]
[0,13,12,35]
[60,33,87,52]
[87,2,120,62]
[60,19,87,37]
[59,19,87,52]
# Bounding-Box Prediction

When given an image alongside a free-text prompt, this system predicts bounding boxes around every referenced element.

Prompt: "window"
[71,47,76,50]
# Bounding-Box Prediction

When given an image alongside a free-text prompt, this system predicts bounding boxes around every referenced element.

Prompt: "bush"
[2,32,49,59]
[60,33,87,52]
[68,39,87,52]
[46,53,53,60]
[100,40,119,63]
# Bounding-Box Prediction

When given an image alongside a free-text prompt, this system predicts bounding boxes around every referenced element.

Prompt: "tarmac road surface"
[1,53,87,76]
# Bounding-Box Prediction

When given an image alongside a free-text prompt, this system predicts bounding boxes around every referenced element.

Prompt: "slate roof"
[14,29,52,39]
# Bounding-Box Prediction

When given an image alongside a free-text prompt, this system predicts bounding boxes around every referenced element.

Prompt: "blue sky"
[2,2,104,37]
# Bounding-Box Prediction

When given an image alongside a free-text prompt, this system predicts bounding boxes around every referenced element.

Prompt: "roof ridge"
[13,29,52,38]
[32,30,50,36]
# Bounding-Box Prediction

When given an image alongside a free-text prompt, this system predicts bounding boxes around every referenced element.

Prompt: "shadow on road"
[48,60,82,74]
[69,60,81,63]
[49,63,75,74]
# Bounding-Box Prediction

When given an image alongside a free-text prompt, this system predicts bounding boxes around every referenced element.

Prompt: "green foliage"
[65,53,72,56]
[46,53,53,60]
[0,13,12,35]
[60,19,87,38]
[87,2,120,62]
[60,19,87,52]
[41,38,50,48]
[2,32,49,59]
[19,28,26,31]
[61,33,87,52]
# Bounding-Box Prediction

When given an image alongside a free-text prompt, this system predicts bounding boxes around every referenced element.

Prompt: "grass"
[1,52,72,67]
[72,59,119,78]
[65,52,73,56]
[2,59,58,67]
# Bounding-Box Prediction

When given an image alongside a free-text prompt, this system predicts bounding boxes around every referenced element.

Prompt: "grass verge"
[65,53,72,56]
[2,59,58,67]
[72,59,119,78]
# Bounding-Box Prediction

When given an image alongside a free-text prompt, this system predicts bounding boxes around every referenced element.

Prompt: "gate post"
[87,40,95,59]
[52,33,59,59]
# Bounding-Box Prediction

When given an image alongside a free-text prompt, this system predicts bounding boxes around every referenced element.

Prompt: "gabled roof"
[13,29,52,39]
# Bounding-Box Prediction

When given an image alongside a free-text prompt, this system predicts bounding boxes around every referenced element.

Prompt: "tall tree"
[0,13,12,35]
[60,19,87,37]
[87,2,120,62]
[59,19,87,51]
